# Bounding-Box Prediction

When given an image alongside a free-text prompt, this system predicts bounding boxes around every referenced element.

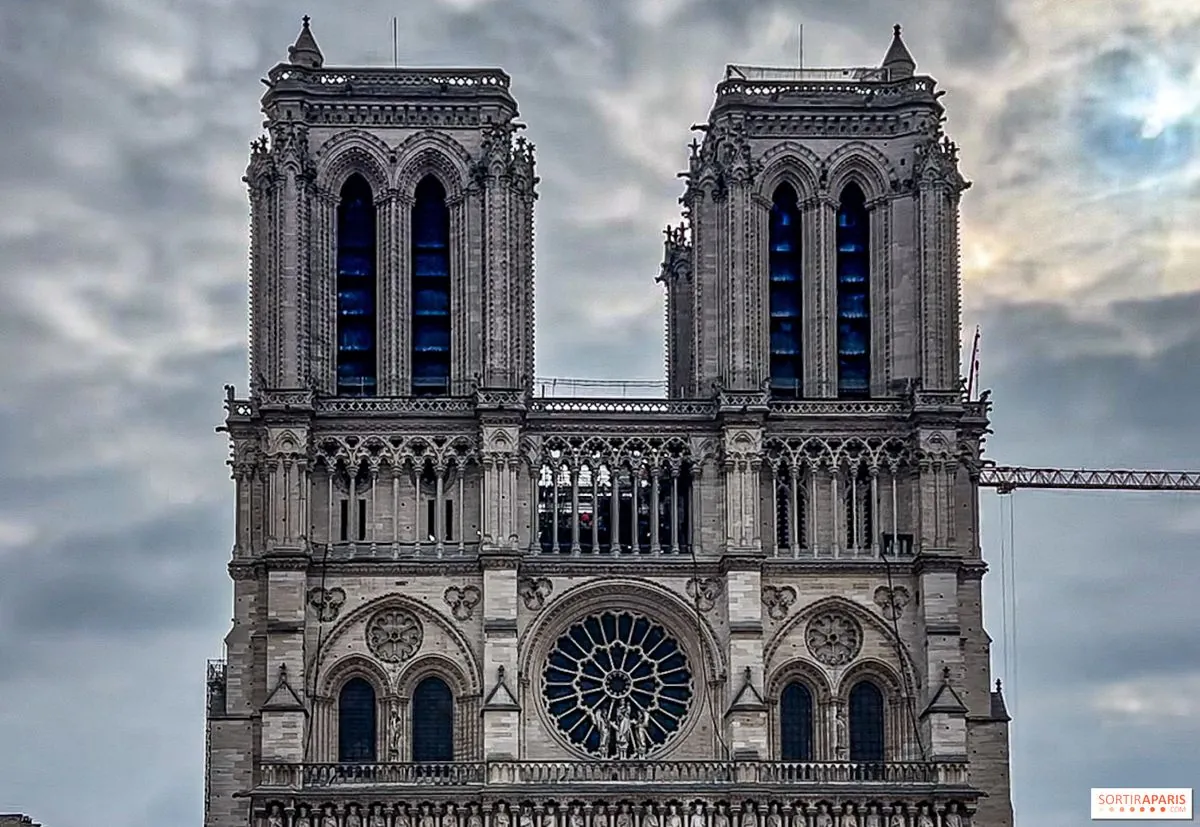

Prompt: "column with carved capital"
[803,193,837,398]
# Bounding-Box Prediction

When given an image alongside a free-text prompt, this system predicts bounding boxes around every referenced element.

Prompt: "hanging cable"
[302,465,337,767]
[880,539,928,762]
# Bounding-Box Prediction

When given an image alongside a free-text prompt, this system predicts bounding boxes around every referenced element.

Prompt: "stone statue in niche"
[764,803,783,827]
[834,707,849,760]
[541,807,556,827]
[916,804,936,827]
[840,803,859,827]
[863,804,881,827]
[688,802,706,827]
[267,804,285,827]
[493,804,511,827]
[346,805,363,827]
[613,701,634,758]
[369,804,388,827]
[615,803,633,827]
[813,804,833,827]
[568,804,586,827]
[444,803,460,827]
[589,704,611,755]
[294,805,313,827]
[467,804,484,827]
[520,805,536,827]
[712,806,729,827]
[388,702,403,758]
[888,807,906,827]
[322,804,340,827]
[395,804,412,827]
[593,807,609,827]
[741,805,757,827]
[665,804,683,827]
[942,804,963,827]
[420,803,438,827]
[644,806,660,827]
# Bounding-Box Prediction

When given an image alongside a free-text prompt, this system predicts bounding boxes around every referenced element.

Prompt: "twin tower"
[206,18,1011,827]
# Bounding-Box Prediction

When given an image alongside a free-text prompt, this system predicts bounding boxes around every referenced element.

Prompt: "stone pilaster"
[480,553,521,758]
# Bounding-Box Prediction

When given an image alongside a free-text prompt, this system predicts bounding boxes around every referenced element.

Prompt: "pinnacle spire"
[881,23,916,79]
[288,15,324,69]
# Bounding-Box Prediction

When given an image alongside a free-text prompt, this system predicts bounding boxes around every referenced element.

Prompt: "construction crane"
[979,466,1200,494]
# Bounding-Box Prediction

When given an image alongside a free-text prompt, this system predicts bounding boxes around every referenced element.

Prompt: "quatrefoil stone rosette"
[804,611,863,667]
[364,607,424,664]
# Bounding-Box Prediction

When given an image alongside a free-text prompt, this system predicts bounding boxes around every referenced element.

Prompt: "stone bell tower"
[662,25,968,400]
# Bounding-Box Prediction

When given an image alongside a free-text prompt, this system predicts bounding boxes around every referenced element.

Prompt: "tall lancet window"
[412,176,452,396]
[848,680,885,762]
[336,175,378,396]
[836,183,871,397]
[780,681,814,760]
[337,677,377,762]
[769,183,804,398]
[411,676,454,762]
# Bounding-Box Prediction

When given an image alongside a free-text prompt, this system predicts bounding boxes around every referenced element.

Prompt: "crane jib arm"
[979,467,1200,493]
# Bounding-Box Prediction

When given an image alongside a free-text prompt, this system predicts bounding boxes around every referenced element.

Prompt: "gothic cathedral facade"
[205,19,1013,827]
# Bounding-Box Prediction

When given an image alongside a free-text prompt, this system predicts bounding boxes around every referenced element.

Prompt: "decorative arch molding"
[318,653,392,699]
[314,130,392,194]
[516,577,725,683]
[765,658,834,705]
[310,592,482,697]
[394,652,473,698]
[836,656,905,700]
[393,131,473,201]
[764,594,919,682]
[755,143,823,201]
[823,142,896,201]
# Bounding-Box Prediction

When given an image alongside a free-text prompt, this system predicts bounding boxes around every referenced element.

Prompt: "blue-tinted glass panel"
[338,678,376,762]
[411,176,451,396]
[836,183,870,398]
[780,682,813,761]
[849,680,885,762]
[412,676,454,762]
[336,175,377,397]
[769,183,804,398]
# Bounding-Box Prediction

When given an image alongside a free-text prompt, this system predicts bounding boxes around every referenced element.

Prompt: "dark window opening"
[338,677,376,762]
[357,497,367,541]
[780,681,814,761]
[769,183,804,398]
[336,175,377,397]
[445,500,454,542]
[881,533,914,557]
[836,182,870,397]
[411,176,451,396]
[426,499,436,542]
[849,680,885,762]
[339,499,349,542]
[411,676,454,762]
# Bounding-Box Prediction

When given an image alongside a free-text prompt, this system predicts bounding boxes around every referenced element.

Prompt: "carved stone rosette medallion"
[364,608,423,663]
[805,611,862,667]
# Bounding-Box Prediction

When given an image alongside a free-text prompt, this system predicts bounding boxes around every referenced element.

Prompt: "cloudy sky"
[2,0,1199,824]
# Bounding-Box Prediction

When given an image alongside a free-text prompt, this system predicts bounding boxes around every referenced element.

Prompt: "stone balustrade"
[259,760,971,791]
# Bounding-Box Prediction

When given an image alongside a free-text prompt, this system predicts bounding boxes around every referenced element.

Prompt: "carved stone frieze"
[308,586,347,622]
[519,577,553,611]
[761,585,797,621]
[873,585,910,620]
[685,577,721,613]
[443,585,482,621]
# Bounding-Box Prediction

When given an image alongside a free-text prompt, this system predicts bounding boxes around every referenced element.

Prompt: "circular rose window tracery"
[364,608,423,663]
[805,611,862,666]
[542,610,693,758]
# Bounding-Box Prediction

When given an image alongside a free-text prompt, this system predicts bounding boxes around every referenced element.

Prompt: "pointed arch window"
[780,681,814,760]
[836,183,871,397]
[336,175,378,396]
[769,183,804,398]
[411,676,454,762]
[412,176,452,396]
[337,677,377,762]
[848,679,885,762]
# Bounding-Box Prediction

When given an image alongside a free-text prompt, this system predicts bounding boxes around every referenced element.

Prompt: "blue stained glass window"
[336,175,377,397]
[412,676,454,762]
[769,184,804,398]
[849,680,885,762]
[338,678,377,762]
[836,183,871,397]
[411,176,451,395]
[780,682,814,760]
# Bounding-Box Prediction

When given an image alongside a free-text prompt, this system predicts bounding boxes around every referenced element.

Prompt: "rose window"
[364,608,423,663]
[805,611,862,667]
[542,611,693,758]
